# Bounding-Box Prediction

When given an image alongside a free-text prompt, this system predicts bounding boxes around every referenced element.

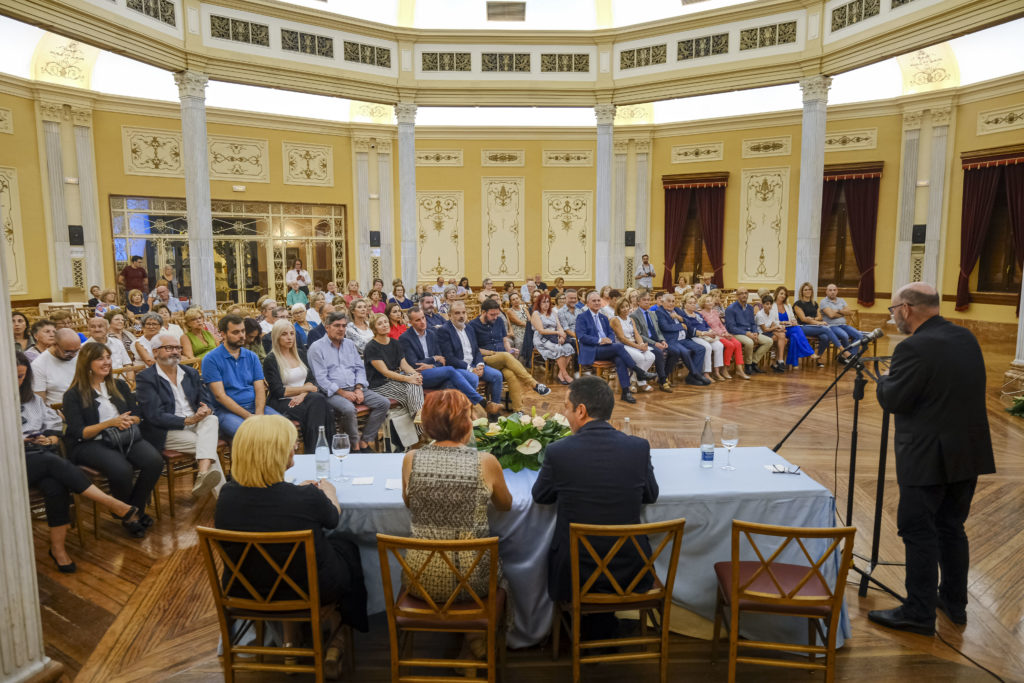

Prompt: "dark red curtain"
[843,177,880,306]
[956,166,1003,310]
[1003,164,1024,315]
[662,187,693,291]
[695,185,726,288]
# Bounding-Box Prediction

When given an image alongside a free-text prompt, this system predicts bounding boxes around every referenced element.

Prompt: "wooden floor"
[33,333,1024,682]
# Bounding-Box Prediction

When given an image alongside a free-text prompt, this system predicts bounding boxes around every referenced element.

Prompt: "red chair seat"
[161,449,190,461]
[713,561,832,617]
[395,587,506,630]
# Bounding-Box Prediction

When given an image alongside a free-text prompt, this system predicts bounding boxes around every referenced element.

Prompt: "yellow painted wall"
[1,91,50,300]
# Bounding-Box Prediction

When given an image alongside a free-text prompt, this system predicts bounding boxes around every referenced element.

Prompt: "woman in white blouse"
[608,298,656,392]
[345,299,375,354]
[264,319,334,451]
[285,258,311,295]
[133,313,164,366]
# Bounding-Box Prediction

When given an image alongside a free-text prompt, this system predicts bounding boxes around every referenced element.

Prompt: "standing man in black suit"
[868,283,995,635]
[532,375,659,638]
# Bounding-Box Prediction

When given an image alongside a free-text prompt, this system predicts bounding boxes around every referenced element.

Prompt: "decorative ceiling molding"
[415,149,464,166]
[481,149,525,166]
[671,142,724,164]
[824,128,878,151]
[543,149,593,166]
[741,135,792,158]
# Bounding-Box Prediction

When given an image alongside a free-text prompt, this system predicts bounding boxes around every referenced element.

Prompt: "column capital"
[634,139,651,154]
[594,103,617,126]
[39,100,66,123]
[613,139,629,155]
[799,75,832,103]
[902,109,925,131]
[375,138,393,154]
[395,102,417,124]
[174,70,208,100]
[353,137,373,153]
[931,106,952,127]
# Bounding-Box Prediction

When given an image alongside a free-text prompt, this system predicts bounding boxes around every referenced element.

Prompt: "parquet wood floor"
[33,334,1024,682]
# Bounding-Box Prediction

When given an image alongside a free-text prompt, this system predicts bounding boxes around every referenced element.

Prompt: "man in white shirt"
[635,254,656,290]
[431,276,446,295]
[149,285,185,313]
[85,317,132,368]
[439,301,505,420]
[136,333,224,498]
[520,273,546,302]
[32,329,81,405]
[820,283,865,347]
[323,281,339,303]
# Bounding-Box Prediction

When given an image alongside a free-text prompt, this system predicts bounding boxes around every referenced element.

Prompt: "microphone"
[841,328,884,353]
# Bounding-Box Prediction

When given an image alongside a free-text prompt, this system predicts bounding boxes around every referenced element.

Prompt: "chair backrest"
[376,533,500,622]
[111,366,137,390]
[569,518,686,607]
[728,520,856,609]
[196,526,321,614]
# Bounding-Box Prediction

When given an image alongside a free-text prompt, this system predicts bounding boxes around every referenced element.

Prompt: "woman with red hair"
[530,291,575,385]
[401,389,512,664]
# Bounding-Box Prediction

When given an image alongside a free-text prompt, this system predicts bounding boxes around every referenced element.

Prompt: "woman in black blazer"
[263,319,335,451]
[63,343,163,537]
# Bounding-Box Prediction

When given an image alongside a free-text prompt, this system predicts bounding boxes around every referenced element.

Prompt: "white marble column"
[1013,282,1024,371]
[353,138,371,289]
[923,107,951,285]
[174,70,216,310]
[73,116,105,290]
[612,139,628,288]
[41,116,72,292]
[794,75,831,296]
[0,229,59,681]
[377,140,396,289]
[594,104,616,288]
[892,112,923,293]
[633,139,651,265]
[396,102,418,289]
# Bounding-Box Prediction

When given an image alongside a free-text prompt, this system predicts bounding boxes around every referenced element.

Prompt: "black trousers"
[270,391,335,452]
[321,532,369,633]
[25,447,92,527]
[649,344,678,383]
[71,439,164,511]
[897,478,978,620]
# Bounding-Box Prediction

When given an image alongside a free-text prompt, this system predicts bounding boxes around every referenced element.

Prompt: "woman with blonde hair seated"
[402,390,512,664]
[363,313,424,420]
[214,415,368,674]
[180,308,217,362]
[264,319,335,452]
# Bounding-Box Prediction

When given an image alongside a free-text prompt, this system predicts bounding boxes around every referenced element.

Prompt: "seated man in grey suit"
[532,375,659,639]
[629,288,677,393]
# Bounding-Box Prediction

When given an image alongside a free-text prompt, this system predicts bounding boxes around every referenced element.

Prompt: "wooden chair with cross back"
[551,517,687,683]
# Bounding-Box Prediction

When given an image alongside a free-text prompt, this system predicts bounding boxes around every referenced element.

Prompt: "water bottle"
[700,417,715,469]
[315,426,330,479]
[623,417,631,435]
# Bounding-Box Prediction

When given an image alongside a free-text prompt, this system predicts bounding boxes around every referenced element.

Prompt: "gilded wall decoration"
[343,41,390,68]
[126,0,176,27]
[481,53,530,73]
[481,150,525,166]
[282,30,334,58]
[977,104,1024,135]
[742,136,792,158]
[208,135,270,182]
[619,44,667,70]
[677,33,729,61]
[543,150,593,167]
[739,21,797,50]
[210,15,269,46]
[482,177,525,280]
[283,141,333,186]
[739,167,790,284]
[416,191,464,280]
[897,44,959,95]
[421,52,472,72]
[416,150,463,166]
[122,126,185,178]
[350,101,394,124]
[31,33,100,89]
[671,142,724,164]
[824,128,878,151]
[615,104,654,126]
[540,54,590,72]
[0,108,11,135]
[0,166,27,294]
[831,0,880,32]
[542,191,593,280]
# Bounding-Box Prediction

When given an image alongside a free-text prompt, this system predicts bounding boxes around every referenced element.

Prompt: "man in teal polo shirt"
[202,314,280,437]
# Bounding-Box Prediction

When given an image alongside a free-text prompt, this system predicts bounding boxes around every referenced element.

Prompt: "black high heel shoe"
[115,505,146,538]
[49,549,77,573]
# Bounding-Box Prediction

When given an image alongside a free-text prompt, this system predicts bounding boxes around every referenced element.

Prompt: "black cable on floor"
[935,631,1005,682]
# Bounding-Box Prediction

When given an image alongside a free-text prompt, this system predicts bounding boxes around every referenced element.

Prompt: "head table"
[286,446,850,650]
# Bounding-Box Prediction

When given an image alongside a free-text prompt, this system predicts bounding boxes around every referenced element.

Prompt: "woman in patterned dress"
[530,291,575,385]
[362,313,424,419]
[504,291,530,352]
[401,389,512,664]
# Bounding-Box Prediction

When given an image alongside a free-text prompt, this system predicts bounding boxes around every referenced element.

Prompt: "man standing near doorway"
[635,254,655,290]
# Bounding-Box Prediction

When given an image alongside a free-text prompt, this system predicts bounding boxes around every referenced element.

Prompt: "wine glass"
[332,434,351,484]
[721,423,738,471]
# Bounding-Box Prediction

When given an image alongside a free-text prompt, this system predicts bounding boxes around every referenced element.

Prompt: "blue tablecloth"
[287,447,850,649]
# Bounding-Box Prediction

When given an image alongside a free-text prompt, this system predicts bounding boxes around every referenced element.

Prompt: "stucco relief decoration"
[0,167,27,294]
[897,44,959,95]
[614,104,654,126]
[283,142,333,186]
[416,191,464,280]
[416,150,463,166]
[481,150,525,166]
[978,104,1024,135]
[824,128,878,151]
[741,136,792,158]
[739,167,790,284]
[542,191,592,279]
[349,101,394,124]
[543,150,593,167]
[208,136,270,182]
[482,177,525,280]
[671,142,724,164]
[32,34,99,89]
[122,126,184,178]
[0,108,11,134]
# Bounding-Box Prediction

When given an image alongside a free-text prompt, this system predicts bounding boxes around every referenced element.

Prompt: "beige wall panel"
[0,107,12,134]
[0,166,28,294]
[481,176,525,281]
[739,166,790,285]
[282,141,334,187]
[122,126,185,177]
[542,191,593,280]
[207,134,270,183]
[416,191,464,280]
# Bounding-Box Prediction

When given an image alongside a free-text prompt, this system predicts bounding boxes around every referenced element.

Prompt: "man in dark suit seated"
[653,291,710,386]
[532,375,660,639]
[438,301,504,420]
[303,303,334,348]
[576,291,658,404]
[136,332,224,499]
[629,288,678,393]
[419,294,447,329]
[399,307,498,417]
[868,283,995,635]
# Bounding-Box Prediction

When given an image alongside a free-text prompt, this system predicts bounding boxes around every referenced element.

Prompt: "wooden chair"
[531,348,554,380]
[711,520,857,683]
[111,366,137,390]
[159,449,199,518]
[552,518,687,683]
[582,360,617,389]
[376,533,506,683]
[196,527,345,683]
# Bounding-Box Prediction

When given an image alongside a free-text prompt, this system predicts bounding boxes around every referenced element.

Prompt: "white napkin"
[352,477,374,485]
[385,478,402,490]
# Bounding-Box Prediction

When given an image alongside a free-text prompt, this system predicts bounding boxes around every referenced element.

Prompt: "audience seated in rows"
[364,313,425,426]
[765,287,817,371]
[679,294,727,382]
[629,289,678,391]
[25,318,55,361]
[576,291,657,404]
[32,328,81,405]
[530,292,575,385]
[125,289,149,318]
[725,288,773,375]
[345,299,374,354]
[698,294,746,379]
[181,308,218,362]
[292,303,315,347]
[653,292,709,387]
[469,298,549,411]
[264,319,335,451]
[385,302,407,339]
[439,301,505,420]
[609,297,657,392]
[85,316,132,369]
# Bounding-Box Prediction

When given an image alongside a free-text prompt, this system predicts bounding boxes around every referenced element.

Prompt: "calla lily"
[485,424,502,436]
[516,439,542,455]
[551,413,570,427]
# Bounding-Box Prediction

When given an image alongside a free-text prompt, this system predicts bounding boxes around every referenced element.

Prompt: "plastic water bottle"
[623,417,631,435]
[700,417,715,469]
[315,426,330,479]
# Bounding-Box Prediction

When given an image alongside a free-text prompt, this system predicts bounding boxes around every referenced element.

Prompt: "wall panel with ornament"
[416,191,464,280]
[542,191,593,281]
[481,177,525,281]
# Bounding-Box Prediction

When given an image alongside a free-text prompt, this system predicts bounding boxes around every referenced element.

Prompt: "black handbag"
[100,423,142,453]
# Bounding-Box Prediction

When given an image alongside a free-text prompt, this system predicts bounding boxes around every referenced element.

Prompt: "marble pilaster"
[923,107,951,285]
[793,75,831,296]
[174,71,216,310]
[377,140,396,290]
[353,139,371,289]
[594,104,616,288]
[612,139,628,288]
[396,102,418,289]
[633,139,651,266]
[892,112,923,293]
[73,121,105,290]
[41,118,71,292]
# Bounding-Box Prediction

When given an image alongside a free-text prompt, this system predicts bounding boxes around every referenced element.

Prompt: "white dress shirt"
[454,325,475,367]
[156,363,195,418]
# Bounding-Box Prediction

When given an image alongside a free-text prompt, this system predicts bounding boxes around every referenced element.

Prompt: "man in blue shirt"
[308,312,391,453]
[202,314,280,437]
[469,298,549,412]
[724,287,773,374]
[653,292,710,386]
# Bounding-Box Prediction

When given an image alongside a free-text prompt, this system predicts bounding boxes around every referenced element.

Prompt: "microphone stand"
[773,341,904,601]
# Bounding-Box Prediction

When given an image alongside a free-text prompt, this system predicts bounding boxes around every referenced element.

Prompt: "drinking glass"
[721,423,738,471]
[332,434,351,484]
